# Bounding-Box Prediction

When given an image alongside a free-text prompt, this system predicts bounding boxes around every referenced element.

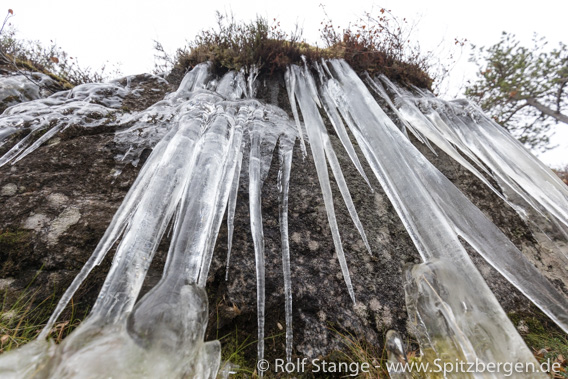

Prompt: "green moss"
[508,312,568,374]
[0,229,32,275]
[0,230,30,251]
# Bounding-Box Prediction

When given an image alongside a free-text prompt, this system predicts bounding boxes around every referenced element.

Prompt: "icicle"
[12,64,307,377]
[278,135,294,363]
[284,68,307,157]
[325,58,568,335]
[146,110,235,287]
[224,148,244,281]
[0,125,47,167]
[403,260,545,378]
[198,115,244,286]
[247,65,259,99]
[249,121,267,369]
[216,71,246,101]
[452,100,568,228]
[287,65,356,303]
[39,121,185,338]
[315,63,373,191]
[385,330,411,379]
[10,124,63,165]
[412,98,568,259]
[364,73,436,153]
[90,117,204,322]
[372,74,507,202]
[302,66,372,255]
[126,110,239,357]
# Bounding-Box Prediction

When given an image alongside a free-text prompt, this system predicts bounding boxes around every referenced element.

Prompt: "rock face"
[0,71,564,363]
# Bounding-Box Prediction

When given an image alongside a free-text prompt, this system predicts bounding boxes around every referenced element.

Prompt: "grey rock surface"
[0,72,564,363]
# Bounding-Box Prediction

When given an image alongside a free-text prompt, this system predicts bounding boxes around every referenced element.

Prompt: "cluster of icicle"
[0,63,299,378]
[0,58,567,378]
[290,60,568,378]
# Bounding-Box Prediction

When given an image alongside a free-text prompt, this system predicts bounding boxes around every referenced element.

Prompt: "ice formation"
[0,72,57,110]
[0,58,567,378]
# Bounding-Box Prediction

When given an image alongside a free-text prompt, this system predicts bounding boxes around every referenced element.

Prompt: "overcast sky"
[6,0,568,167]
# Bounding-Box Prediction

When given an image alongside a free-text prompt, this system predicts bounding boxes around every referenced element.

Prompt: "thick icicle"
[278,135,294,363]
[249,121,267,367]
[125,109,238,362]
[198,114,244,286]
[404,260,545,378]
[91,116,203,322]
[287,64,356,303]
[39,124,178,337]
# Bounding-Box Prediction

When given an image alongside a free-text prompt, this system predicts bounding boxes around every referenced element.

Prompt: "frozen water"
[385,330,412,379]
[278,135,295,363]
[0,72,57,110]
[404,260,545,377]
[321,59,568,333]
[0,73,168,167]
[1,59,567,378]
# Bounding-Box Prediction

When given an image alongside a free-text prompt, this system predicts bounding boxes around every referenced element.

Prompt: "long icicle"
[284,68,307,157]
[90,116,203,322]
[198,114,244,286]
[287,64,355,304]
[318,77,373,191]
[225,147,244,281]
[371,74,507,202]
[326,58,568,333]
[249,120,266,370]
[307,67,372,255]
[278,135,294,363]
[39,120,184,338]
[322,132,373,255]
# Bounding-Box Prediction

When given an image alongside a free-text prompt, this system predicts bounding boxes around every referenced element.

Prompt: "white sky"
[6,0,568,167]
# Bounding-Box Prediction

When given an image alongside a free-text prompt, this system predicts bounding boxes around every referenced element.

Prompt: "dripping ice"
[0,58,566,378]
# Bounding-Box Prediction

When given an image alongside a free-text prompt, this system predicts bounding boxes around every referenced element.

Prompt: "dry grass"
[0,273,85,354]
[161,10,433,89]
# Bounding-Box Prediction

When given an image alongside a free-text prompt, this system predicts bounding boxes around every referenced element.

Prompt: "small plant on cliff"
[159,9,436,89]
[157,12,318,78]
[319,6,434,89]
